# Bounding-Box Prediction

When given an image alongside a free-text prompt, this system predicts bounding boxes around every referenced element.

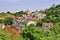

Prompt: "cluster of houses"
[12,10,46,30]
[0,9,53,36]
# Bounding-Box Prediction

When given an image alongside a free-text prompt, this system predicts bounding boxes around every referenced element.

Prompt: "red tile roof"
[32,18,39,22]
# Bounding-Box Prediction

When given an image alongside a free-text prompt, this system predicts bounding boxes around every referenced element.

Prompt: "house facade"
[31,10,46,19]
[42,22,53,30]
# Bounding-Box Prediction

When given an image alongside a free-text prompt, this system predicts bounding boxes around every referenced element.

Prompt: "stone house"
[35,13,46,19]
[31,10,46,19]
[12,14,32,31]
[25,9,30,15]
[42,22,53,30]
[12,18,25,31]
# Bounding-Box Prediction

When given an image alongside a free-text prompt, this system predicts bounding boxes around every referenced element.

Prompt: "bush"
[21,23,60,40]
[0,28,25,40]
[4,17,13,25]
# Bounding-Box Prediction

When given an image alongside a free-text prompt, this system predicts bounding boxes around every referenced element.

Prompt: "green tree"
[37,19,43,27]
[4,17,13,25]
[14,11,26,17]
[21,24,45,40]
[44,4,60,23]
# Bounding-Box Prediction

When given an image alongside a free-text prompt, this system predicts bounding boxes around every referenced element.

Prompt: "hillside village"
[0,4,60,40]
[0,9,49,36]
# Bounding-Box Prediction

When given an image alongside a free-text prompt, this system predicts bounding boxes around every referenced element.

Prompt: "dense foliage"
[21,24,60,40]
[4,17,13,25]
[44,5,60,23]
[37,19,43,27]
[0,29,10,40]
[14,11,26,17]
[0,28,25,40]
[0,20,4,24]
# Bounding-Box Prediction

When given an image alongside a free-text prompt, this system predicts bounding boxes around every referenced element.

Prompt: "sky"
[0,0,60,13]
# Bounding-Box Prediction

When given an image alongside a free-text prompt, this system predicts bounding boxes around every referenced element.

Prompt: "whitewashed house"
[31,10,46,19]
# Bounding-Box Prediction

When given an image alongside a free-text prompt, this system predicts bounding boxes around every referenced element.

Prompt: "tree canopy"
[43,4,60,23]
[4,17,13,25]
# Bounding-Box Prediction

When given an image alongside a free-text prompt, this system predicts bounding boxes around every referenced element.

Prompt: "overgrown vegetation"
[21,24,60,40]
[43,4,60,23]
[0,28,25,40]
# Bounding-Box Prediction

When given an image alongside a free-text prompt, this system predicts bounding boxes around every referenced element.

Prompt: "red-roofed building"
[32,18,39,22]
